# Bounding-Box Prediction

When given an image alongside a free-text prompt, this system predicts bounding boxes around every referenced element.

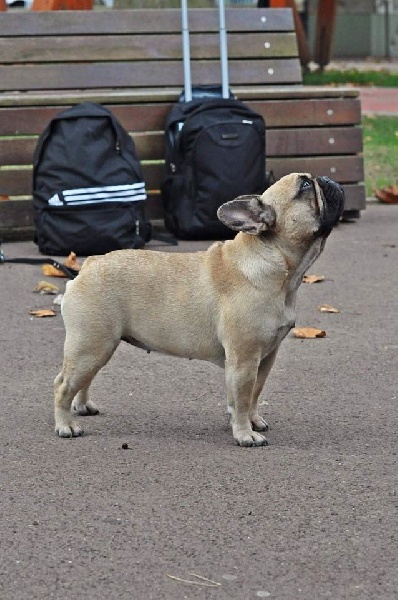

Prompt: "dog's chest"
[261,300,296,355]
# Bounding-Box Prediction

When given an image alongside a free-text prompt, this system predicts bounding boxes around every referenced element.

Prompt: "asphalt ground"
[0,203,397,600]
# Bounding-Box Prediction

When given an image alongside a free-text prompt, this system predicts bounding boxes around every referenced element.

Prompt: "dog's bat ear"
[217,195,276,235]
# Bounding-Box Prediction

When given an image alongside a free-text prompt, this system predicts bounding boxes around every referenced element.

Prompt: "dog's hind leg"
[249,349,278,432]
[54,335,118,438]
[72,384,100,416]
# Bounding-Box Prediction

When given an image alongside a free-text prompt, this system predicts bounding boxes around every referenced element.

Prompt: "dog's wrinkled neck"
[259,231,306,271]
[257,231,325,294]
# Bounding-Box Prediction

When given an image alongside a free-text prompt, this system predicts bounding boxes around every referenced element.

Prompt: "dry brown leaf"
[375,185,398,204]
[33,280,59,295]
[29,309,57,318]
[303,274,326,284]
[293,327,326,339]
[318,304,340,314]
[41,252,81,278]
[64,251,81,271]
[42,264,67,278]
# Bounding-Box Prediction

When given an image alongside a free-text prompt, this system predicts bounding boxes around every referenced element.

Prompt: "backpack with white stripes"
[33,102,151,256]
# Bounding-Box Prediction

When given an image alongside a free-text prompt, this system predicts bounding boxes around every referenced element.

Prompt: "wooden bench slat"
[0,86,361,108]
[0,156,364,205]
[248,98,362,127]
[0,182,367,241]
[267,156,364,183]
[0,152,365,201]
[0,8,294,36]
[0,126,363,170]
[0,97,361,136]
[266,126,363,156]
[0,33,298,64]
[0,59,302,93]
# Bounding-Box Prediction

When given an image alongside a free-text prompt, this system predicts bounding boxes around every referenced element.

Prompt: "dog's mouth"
[315,176,345,236]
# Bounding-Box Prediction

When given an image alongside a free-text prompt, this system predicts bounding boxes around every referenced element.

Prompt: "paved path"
[328,59,398,116]
[359,87,398,116]
[0,204,397,599]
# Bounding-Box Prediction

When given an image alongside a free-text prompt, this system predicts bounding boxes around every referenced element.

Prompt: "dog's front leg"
[249,349,278,432]
[225,352,268,447]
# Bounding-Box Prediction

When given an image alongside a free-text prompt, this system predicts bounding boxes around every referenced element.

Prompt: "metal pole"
[218,0,230,99]
[181,0,192,101]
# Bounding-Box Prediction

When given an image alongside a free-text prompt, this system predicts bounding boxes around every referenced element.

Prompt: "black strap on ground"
[0,245,79,279]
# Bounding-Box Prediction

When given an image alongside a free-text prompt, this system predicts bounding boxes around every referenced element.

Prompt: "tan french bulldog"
[54,173,344,446]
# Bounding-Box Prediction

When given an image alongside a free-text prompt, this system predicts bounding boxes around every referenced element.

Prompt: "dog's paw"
[233,430,268,447]
[55,422,84,438]
[72,399,99,416]
[250,415,269,432]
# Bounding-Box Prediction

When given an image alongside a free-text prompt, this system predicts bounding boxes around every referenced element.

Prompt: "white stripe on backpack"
[48,183,147,207]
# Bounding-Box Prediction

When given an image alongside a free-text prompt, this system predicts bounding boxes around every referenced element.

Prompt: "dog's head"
[217,173,345,244]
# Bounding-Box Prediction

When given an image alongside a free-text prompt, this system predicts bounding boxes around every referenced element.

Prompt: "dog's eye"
[301,179,312,192]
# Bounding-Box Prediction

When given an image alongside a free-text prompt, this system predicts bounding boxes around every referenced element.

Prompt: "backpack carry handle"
[181,0,230,101]
[181,0,192,102]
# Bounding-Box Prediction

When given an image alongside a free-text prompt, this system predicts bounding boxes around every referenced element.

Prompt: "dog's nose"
[316,176,344,196]
[317,176,337,188]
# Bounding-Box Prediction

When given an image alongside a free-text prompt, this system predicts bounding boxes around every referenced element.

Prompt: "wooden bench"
[0,7,365,241]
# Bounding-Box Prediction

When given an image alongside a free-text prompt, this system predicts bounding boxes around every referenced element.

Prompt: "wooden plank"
[0,194,164,239]
[267,156,364,184]
[341,185,366,211]
[0,8,294,36]
[0,125,364,168]
[247,98,362,127]
[0,200,34,229]
[0,163,165,195]
[234,85,360,101]
[0,97,361,137]
[0,32,298,64]
[0,86,361,108]
[0,59,302,92]
[0,183,367,241]
[266,127,363,156]
[0,152,364,200]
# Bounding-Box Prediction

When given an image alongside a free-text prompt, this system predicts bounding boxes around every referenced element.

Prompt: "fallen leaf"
[29,309,57,318]
[42,264,67,278]
[303,274,326,284]
[42,252,81,278]
[65,251,81,271]
[293,327,326,339]
[318,304,340,313]
[33,280,59,295]
[375,185,398,204]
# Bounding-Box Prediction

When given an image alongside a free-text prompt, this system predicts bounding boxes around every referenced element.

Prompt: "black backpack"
[33,102,151,256]
[162,97,267,240]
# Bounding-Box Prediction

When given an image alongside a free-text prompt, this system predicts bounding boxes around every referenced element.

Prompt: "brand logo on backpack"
[48,183,147,207]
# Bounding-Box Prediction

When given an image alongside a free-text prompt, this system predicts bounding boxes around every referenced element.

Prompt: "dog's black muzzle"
[316,176,345,236]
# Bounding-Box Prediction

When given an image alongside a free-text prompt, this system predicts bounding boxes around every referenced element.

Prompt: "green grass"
[362,115,398,196]
[303,69,398,88]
